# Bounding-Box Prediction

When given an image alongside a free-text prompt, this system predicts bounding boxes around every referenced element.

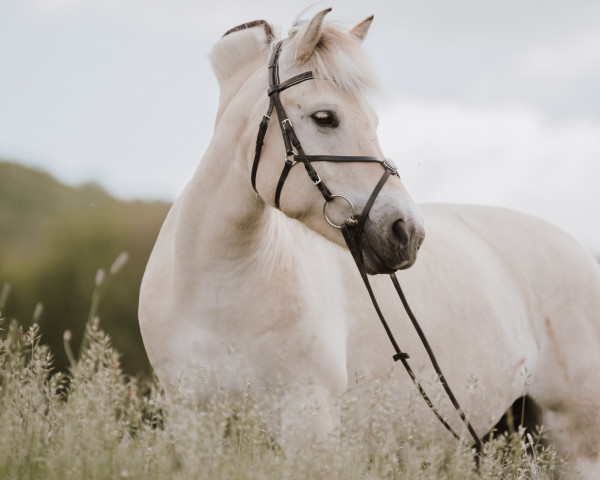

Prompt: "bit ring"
[323,195,357,229]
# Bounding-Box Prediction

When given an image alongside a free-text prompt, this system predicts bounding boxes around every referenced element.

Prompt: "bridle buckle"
[285,151,298,166]
[382,158,398,175]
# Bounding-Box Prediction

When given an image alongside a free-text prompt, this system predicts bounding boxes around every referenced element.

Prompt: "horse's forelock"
[284,21,380,97]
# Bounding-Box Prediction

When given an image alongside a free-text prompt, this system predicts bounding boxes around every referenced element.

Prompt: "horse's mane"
[223,20,275,43]
[211,16,379,98]
[283,18,380,97]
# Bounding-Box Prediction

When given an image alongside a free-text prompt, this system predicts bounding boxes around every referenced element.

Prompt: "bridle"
[251,40,397,240]
[252,39,482,453]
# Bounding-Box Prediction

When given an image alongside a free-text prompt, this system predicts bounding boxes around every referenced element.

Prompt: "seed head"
[110,252,129,275]
[95,268,106,287]
[33,302,44,322]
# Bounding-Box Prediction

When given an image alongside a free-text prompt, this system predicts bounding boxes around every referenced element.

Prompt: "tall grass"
[0,296,567,479]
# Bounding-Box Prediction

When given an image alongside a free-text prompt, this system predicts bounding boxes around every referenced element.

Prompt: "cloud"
[30,0,308,37]
[518,32,600,84]
[378,98,600,251]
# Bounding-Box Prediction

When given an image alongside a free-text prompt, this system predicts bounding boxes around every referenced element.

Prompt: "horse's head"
[213,10,425,274]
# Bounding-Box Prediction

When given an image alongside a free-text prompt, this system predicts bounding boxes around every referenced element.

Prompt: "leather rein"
[251,40,482,453]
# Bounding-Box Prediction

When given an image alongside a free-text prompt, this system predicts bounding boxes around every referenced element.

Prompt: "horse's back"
[419,202,600,339]
[420,203,600,290]
[418,203,600,475]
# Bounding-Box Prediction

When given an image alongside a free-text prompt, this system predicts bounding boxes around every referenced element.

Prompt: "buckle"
[382,158,398,174]
[393,352,410,361]
[285,151,298,166]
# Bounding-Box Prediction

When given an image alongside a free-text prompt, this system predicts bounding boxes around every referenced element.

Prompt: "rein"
[252,40,482,453]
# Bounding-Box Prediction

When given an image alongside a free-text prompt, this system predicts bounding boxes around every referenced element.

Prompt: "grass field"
[0,304,568,479]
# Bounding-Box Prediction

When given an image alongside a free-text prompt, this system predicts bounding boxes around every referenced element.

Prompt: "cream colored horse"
[139,10,600,477]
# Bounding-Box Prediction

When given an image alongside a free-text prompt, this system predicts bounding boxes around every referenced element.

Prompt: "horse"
[139,9,600,477]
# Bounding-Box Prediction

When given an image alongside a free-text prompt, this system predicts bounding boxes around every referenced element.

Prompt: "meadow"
[0,291,567,479]
[0,162,574,478]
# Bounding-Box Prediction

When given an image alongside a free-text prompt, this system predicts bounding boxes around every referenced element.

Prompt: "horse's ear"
[349,15,374,42]
[295,8,332,64]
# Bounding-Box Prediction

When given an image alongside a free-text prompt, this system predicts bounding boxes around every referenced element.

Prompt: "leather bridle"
[252,40,398,244]
[251,39,482,453]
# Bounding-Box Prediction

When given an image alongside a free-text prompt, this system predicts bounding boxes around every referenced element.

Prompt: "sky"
[1,0,599,252]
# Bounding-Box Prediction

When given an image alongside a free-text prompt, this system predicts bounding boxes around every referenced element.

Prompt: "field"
[0,304,568,479]
[0,163,580,478]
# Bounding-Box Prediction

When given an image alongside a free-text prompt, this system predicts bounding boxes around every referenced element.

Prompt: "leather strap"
[302,155,385,163]
[341,218,481,451]
[275,159,295,209]
[339,168,482,451]
[268,71,314,96]
[344,220,462,442]
[251,107,273,193]
[390,274,483,452]
[355,168,392,245]
[251,37,483,454]
[254,41,386,208]
[337,159,481,451]
[283,120,333,203]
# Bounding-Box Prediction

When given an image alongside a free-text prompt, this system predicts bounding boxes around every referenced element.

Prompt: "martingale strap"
[250,38,482,454]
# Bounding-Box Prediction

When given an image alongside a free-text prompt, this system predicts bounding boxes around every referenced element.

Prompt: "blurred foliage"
[0,161,171,376]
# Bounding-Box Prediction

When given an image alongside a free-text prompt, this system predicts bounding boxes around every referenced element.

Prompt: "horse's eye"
[311,111,339,128]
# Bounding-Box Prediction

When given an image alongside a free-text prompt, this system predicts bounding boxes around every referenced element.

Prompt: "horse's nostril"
[392,219,410,247]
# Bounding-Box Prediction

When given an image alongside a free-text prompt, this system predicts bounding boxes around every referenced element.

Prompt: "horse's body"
[139,11,600,477]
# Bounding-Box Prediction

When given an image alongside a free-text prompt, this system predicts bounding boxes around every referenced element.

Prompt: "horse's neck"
[171,140,296,294]
[166,62,335,316]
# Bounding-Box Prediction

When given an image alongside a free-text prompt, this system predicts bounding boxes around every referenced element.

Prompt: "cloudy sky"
[1,0,599,251]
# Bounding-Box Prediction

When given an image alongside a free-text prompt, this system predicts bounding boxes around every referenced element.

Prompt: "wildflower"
[33,302,44,322]
[110,252,129,275]
[95,268,106,287]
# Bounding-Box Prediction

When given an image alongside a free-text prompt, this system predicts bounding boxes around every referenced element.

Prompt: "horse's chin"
[362,246,417,275]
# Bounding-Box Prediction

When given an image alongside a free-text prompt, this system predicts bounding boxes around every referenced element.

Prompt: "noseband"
[251,40,482,453]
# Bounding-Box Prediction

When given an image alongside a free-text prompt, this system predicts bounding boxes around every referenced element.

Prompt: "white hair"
[210,18,380,98]
[282,20,380,97]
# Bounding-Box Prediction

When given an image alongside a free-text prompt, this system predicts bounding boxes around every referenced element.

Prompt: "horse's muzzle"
[361,212,425,275]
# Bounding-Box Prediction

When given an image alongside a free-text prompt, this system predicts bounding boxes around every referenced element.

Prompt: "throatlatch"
[251,39,482,453]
